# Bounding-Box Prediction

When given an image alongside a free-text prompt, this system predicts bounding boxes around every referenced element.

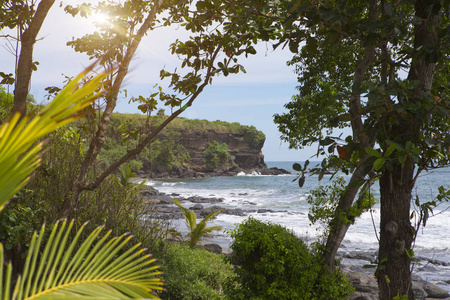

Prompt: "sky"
[0,2,323,162]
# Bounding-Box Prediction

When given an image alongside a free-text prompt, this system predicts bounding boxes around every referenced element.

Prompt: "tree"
[1,0,56,117]
[270,0,450,298]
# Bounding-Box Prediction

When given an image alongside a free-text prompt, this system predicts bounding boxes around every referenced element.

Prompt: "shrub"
[243,125,265,149]
[228,217,353,300]
[159,243,236,300]
[203,141,230,169]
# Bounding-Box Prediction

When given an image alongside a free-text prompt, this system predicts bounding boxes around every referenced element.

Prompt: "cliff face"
[177,129,266,170]
[142,128,273,178]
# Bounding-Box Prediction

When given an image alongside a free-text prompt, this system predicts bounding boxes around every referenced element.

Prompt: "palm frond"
[0,66,106,210]
[1,220,163,299]
[173,199,197,231]
[173,199,224,247]
[199,208,225,224]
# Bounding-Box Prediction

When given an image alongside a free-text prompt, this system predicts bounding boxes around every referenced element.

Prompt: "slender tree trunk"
[11,0,55,117]
[323,161,369,267]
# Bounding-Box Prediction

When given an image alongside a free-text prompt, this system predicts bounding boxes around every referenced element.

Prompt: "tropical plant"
[0,220,163,299]
[0,67,163,299]
[173,199,224,247]
[0,66,104,210]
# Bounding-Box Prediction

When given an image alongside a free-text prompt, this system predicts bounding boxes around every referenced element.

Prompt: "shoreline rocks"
[138,165,291,179]
[345,269,450,300]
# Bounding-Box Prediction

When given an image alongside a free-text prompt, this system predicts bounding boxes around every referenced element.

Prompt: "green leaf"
[365,147,382,158]
[385,144,396,157]
[0,66,106,211]
[304,160,310,169]
[298,176,305,188]
[1,221,162,299]
[373,158,385,171]
[292,163,302,171]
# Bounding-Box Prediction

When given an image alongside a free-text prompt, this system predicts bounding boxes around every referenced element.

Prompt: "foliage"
[203,141,231,169]
[228,217,353,300]
[0,66,105,210]
[0,220,163,299]
[147,135,191,172]
[243,125,266,149]
[0,86,14,121]
[307,176,376,236]
[173,199,224,247]
[0,192,47,252]
[159,243,236,300]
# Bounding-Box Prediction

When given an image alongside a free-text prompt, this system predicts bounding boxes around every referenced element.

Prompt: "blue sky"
[0,2,322,162]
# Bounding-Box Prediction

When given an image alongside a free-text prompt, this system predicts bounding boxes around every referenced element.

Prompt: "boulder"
[201,243,222,254]
[424,284,449,298]
[190,204,204,210]
[199,205,223,217]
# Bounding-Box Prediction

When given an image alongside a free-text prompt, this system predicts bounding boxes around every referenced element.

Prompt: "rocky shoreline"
[138,165,291,179]
[141,186,450,300]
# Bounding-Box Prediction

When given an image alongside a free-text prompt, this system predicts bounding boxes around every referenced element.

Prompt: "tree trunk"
[323,160,370,267]
[11,0,55,117]
[376,1,439,297]
[377,157,416,299]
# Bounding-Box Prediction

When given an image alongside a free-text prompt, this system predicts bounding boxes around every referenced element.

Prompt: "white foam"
[237,171,263,176]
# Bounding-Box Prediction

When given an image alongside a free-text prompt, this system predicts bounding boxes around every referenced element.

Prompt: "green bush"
[228,217,353,300]
[159,243,236,300]
[243,125,265,149]
[203,141,230,169]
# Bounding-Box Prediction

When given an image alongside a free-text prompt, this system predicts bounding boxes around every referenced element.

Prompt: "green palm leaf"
[0,65,106,210]
[1,220,163,299]
[173,199,224,247]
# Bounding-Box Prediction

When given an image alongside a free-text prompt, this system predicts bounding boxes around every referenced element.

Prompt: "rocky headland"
[136,127,290,178]
[105,113,290,178]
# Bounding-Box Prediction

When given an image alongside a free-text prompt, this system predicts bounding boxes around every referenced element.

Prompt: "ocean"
[145,161,450,291]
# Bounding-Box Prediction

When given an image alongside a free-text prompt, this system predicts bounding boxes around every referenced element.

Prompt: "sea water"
[145,161,450,290]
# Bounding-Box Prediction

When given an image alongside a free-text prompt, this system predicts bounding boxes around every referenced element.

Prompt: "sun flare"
[90,12,110,26]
